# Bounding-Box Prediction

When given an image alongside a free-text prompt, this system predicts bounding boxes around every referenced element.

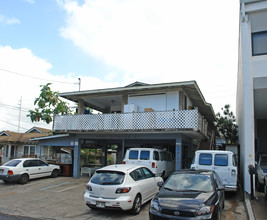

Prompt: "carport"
[34,131,201,178]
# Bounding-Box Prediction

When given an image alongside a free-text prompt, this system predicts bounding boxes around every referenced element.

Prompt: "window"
[214,154,228,166]
[130,168,145,181]
[30,146,35,155]
[38,160,48,166]
[24,145,36,156]
[24,146,29,155]
[4,159,21,167]
[91,171,125,185]
[199,153,212,165]
[153,151,159,161]
[129,150,139,159]
[142,167,154,178]
[160,151,168,161]
[23,160,32,167]
[252,31,267,56]
[140,151,150,160]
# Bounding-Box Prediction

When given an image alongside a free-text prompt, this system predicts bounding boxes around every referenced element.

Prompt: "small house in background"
[0,127,51,164]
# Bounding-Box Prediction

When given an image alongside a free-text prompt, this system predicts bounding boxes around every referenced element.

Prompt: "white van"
[190,150,238,191]
[123,148,175,178]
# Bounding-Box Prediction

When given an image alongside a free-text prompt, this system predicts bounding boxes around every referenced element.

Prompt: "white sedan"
[84,164,163,215]
[0,158,60,184]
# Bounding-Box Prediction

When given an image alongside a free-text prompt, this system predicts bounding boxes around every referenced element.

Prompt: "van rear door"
[213,153,230,185]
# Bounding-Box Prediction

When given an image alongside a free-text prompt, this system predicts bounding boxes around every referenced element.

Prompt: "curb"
[245,194,255,220]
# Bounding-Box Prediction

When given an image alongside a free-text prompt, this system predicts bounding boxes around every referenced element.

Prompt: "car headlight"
[196,206,214,216]
[150,198,160,212]
[85,184,92,191]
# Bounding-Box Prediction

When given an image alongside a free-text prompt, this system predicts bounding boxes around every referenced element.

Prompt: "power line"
[0,103,29,112]
[0,119,28,131]
[0,67,79,85]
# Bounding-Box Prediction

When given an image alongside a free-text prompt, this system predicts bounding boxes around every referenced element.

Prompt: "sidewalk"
[248,191,267,220]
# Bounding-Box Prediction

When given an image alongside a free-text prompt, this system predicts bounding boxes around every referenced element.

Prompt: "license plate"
[96,201,105,208]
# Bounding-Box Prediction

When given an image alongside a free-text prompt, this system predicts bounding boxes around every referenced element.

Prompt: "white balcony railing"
[54,109,208,136]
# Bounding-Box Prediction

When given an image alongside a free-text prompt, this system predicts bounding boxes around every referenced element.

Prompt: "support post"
[73,139,81,178]
[175,136,182,170]
[122,139,125,162]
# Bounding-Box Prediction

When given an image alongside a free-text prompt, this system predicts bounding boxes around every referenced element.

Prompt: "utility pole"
[18,96,22,132]
[78,78,81,91]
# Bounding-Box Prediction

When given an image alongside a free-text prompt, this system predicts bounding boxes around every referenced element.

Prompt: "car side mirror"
[218,185,225,191]
[157,181,163,188]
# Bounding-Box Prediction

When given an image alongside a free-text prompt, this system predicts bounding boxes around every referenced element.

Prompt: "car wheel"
[51,169,59,178]
[257,180,264,192]
[161,171,165,178]
[264,184,267,200]
[131,194,141,215]
[216,206,221,220]
[19,174,29,184]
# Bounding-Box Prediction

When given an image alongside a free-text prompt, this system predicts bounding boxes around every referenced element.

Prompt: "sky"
[0,0,240,132]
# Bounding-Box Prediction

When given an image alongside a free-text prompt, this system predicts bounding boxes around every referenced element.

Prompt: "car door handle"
[26,169,29,171]
[38,168,41,170]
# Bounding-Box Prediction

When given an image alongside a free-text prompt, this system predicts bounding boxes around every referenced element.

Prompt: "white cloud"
[24,0,35,4]
[0,46,118,132]
[59,0,239,114]
[0,14,21,25]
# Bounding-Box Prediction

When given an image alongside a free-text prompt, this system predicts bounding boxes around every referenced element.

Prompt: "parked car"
[255,153,267,192]
[149,169,225,220]
[84,164,163,214]
[191,150,238,191]
[0,158,60,184]
[123,148,175,178]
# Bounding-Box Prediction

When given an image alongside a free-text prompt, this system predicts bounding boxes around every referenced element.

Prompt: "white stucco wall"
[237,4,255,194]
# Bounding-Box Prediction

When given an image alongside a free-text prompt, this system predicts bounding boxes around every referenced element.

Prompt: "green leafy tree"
[27,83,72,124]
[215,104,238,144]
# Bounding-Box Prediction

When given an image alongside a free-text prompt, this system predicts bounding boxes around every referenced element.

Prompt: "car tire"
[216,206,221,220]
[131,194,141,215]
[257,179,264,192]
[51,169,59,178]
[19,174,29,184]
[161,171,165,179]
[264,184,267,200]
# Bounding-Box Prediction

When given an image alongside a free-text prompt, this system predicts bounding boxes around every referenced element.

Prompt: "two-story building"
[40,81,216,178]
[237,0,267,193]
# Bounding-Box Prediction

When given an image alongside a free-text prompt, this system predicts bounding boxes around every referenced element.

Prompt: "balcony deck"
[54,109,208,136]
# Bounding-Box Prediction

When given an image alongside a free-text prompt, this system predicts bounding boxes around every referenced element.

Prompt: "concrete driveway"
[0,177,247,220]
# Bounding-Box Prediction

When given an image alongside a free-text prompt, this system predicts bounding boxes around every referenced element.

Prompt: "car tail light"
[123,161,126,164]
[115,187,131,194]
[231,169,236,176]
[152,162,155,168]
[8,170,14,175]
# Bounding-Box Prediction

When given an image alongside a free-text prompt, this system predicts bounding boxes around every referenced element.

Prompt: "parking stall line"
[39,182,69,191]
[56,184,84,193]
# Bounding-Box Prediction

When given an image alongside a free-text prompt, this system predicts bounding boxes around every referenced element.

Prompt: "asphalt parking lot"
[0,176,248,220]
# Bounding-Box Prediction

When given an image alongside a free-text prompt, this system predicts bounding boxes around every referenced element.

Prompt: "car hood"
[157,189,214,209]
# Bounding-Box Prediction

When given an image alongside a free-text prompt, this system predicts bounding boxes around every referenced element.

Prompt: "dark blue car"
[149,169,225,220]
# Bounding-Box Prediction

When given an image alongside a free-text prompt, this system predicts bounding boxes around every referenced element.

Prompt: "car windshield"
[3,160,21,167]
[91,171,125,185]
[164,173,213,192]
